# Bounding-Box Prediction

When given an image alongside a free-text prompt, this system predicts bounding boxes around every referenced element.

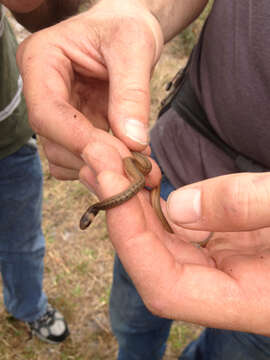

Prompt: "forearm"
[140,0,209,42]
[10,1,90,32]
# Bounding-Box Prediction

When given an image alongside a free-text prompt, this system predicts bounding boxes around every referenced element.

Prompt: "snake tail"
[79,205,99,230]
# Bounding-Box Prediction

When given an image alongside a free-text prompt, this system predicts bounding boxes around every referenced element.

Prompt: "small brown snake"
[79,152,173,233]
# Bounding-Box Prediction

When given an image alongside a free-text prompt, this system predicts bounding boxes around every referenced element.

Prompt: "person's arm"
[1,1,89,32]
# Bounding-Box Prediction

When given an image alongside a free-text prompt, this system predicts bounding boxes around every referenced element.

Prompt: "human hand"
[83,152,270,335]
[16,0,163,181]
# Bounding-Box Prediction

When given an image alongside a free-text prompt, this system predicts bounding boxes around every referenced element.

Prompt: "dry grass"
[0,8,210,359]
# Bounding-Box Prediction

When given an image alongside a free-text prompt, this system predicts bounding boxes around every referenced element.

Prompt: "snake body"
[79,152,173,233]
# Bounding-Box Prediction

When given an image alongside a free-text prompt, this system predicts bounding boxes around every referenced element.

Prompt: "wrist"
[88,0,164,62]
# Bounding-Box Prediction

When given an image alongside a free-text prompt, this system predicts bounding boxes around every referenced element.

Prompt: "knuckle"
[43,143,57,164]
[220,176,253,227]
[27,104,46,135]
[17,35,41,74]
[120,86,149,104]
[48,164,59,178]
[111,83,149,113]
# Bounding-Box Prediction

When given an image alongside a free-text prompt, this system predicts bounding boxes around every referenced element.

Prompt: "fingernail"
[167,188,201,224]
[125,119,149,145]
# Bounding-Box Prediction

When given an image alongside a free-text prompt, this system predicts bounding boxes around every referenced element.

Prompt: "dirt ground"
[0,9,205,360]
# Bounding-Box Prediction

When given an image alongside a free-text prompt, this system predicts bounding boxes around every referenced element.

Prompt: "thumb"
[167,172,270,232]
[103,15,163,151]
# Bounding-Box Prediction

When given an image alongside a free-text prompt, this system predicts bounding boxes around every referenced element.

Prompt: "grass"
[0,7,212,359]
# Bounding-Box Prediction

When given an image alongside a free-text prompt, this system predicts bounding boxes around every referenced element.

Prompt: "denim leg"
[110,256,172,360]
[0,144,47,322]
[179,328,270,360]
[109,154,176,360]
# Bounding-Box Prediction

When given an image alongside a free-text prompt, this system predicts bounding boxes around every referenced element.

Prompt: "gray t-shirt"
[151,0,270,188]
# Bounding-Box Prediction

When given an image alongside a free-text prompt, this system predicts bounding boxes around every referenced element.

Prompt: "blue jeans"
[0,143,47,322]
[179,328,270,360]
[109,156,270,360]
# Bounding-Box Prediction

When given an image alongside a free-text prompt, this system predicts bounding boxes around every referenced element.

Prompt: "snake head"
[79,206,99,230]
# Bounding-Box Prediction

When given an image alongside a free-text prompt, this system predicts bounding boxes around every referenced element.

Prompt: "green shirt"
[0,6,33,160]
